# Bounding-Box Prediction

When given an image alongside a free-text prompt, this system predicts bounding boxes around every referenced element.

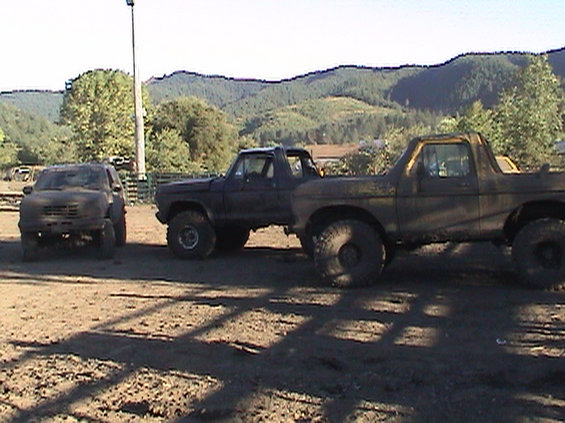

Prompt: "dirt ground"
[0,205,563,423]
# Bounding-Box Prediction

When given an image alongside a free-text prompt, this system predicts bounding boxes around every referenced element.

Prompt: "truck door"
[396,141,480,243]
[223,153,280,224]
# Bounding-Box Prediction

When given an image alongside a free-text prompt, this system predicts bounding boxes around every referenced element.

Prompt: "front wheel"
[114,214,127,247]
[96,219,116,259]
[21,232,39,262]
[314,220,385,288]
[512,218,565,290]
[167,211,216,259]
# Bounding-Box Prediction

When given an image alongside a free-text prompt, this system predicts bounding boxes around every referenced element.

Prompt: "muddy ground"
[0,206,563,422]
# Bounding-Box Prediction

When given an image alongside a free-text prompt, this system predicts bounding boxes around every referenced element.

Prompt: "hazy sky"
[2,0,565,92]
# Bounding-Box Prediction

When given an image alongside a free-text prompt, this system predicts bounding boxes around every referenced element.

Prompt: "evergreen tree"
[492,55,564,167]
[456,100,495,139]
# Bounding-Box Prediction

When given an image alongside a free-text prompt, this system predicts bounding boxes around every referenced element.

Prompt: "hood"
[22,189,108,204]
[293,175,395,199]
[156,177,218,195]
[20,190,108,220]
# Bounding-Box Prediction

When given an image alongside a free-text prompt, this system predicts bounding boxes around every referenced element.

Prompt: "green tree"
[0,126,19,168]
[151,97,239,173]
[492,55,564,167]
[146,128,198,173]
[60,69,149,162]
[28,127,77,165]
[456,100,495,139]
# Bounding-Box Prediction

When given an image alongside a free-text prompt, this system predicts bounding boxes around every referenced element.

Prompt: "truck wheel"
[314,220,385,288]
[512,218,565,290]
[299,234,315,258]
[21,232,39,262]
[167,211,216,259]
[384,245,396,268]
[215,226,250,252]
[114,214,127,247]
[97,219,116,259]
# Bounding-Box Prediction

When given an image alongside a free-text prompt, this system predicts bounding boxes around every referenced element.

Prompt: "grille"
[42,204,80,219]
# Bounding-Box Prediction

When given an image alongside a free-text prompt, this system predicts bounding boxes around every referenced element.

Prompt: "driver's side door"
[396,141,480,243]
[223,153,280,224]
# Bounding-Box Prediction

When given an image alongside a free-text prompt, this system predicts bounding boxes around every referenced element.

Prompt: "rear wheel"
[167,210,216,259]
[512,218,565,290]
[215,226,250,252]
[314,220,385,288]
[21,232,39,262]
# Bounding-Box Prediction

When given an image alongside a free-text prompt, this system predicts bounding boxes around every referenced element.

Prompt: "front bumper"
[19,216,107,234]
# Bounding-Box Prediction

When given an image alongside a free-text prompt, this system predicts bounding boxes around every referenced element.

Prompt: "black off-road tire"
[512,218,565,290]
[299,234,315,258]
[114,214,127,247]
[384,245,396,268]
[314,219,385,288]
[167,211,216,259]
[97,219,116,260]
[215,226,250,252]
[21,232,39,262]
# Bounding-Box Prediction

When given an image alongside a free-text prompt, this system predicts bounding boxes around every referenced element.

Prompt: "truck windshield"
[35,167,106,191]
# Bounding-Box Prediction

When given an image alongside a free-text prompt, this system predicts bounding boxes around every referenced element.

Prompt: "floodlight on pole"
[126,0,146,180]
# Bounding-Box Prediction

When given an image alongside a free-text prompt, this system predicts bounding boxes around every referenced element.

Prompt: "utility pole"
[126,0,146,180]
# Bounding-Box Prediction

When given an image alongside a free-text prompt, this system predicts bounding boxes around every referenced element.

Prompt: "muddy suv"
[18,163,127,261]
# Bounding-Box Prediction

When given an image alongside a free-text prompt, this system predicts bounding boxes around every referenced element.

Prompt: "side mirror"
[23,186,33,195]
[113,185,123,193]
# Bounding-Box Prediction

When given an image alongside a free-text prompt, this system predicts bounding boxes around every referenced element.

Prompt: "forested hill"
[147,48,565,116]
[0,90,64,122]
[1,48,564,122]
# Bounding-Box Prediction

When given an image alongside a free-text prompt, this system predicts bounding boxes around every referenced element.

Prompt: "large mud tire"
[114,214,127,247]
[215,226,250,252]
[299,234,315,258]
[314,220,385,288]
[512,218,565,290]
[21,232,39,262]
[167,211,216,259]
[97,219,116,260]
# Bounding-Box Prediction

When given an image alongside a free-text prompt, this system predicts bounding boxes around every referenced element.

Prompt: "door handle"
[457,181,470,188]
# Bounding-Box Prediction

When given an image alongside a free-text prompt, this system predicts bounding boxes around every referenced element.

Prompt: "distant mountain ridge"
[1,47,564,123]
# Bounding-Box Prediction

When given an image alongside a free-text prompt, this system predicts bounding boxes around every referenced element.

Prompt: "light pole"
[126,0,146,180]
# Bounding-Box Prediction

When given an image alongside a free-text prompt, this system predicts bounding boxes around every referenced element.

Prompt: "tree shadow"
[1,235,564,422]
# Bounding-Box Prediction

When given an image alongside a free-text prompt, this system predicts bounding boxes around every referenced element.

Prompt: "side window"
[418,143,471,178]
[288,154,319,178]
[233,155,274,180]
[288,156,304,178]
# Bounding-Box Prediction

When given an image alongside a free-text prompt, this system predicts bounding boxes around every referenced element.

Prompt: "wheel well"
[307,206,388,243]
[504,201,565,242]
[167,201,209,223]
